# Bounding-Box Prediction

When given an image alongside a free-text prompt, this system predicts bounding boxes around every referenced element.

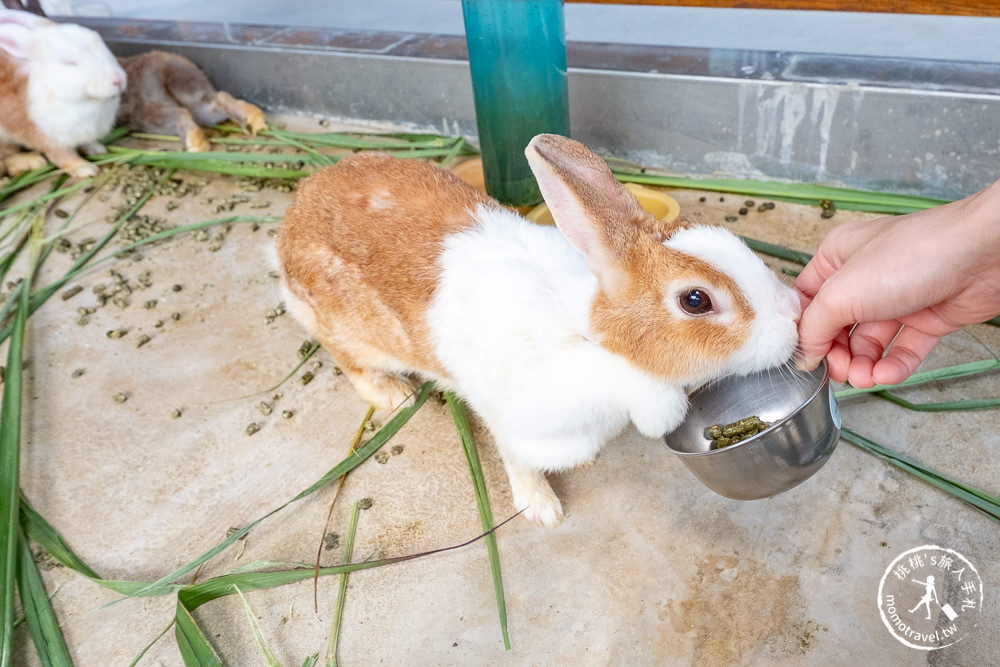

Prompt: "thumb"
[796,287,853,371]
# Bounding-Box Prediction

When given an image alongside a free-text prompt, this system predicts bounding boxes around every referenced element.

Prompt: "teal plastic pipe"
[462,0,571,206]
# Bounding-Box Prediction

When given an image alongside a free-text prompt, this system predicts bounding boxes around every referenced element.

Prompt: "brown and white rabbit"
[116,50,266,152]
[0,8,124,178]
[277,134,801,527]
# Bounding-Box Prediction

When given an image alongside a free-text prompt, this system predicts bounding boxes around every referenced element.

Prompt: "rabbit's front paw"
[508,466,564,527]
[345,369,417,411]
[239,101,267,135]
[80,141,108,157]
[4,152,48,177]
[67,161,99,180]
[184,128,212,152]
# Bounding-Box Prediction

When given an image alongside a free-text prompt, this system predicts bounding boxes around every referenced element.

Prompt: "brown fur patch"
[277,153,498,380]
[528,135,753,380]
[591,233,754,381]
[0,52,51,151]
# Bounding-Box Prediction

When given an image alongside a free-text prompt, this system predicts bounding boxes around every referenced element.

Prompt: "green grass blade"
[302,655,319,667]
[0,179,93,222]
[234,586,279,667]
[446,393,510,650]
[124,383,433,601]
[739,236,813,265]
[841,428,1000,522]
[611,167,949,214]
[325,500,360,666]
[15,525,72,667]
[875,393,1000,412]
[104,146,312,177]
[260,341,319,396]
[129,621,174,667]
[20,498,99,581]
[174,600,222,667]
[0,231,34,666]
[0,173,163,344]
[0,167,58,205]
[267,128,338,166]
[177,512,523,612]
[835,359,1000,399]
[19,498,169,597]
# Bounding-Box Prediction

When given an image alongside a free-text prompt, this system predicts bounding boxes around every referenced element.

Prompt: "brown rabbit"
[116,50,267,152]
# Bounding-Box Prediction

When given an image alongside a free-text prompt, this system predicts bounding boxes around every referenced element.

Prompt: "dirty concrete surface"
[4,116,998,665]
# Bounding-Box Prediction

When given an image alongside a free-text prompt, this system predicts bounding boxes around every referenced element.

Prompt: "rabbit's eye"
[679,289,713,315]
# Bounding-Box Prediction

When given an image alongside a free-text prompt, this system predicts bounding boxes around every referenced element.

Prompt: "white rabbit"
[277,134,801,526]
[0,8,124,178]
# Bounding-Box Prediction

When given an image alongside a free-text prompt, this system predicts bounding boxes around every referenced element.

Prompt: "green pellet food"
[704,415,772,450]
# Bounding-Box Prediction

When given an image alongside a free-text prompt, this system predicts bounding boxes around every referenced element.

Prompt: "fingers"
[871,326,942,386]
[795,285,853,372]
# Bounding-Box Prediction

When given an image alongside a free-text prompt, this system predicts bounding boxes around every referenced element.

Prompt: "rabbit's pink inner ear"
[531,165,631,296]
[0,24,33,60]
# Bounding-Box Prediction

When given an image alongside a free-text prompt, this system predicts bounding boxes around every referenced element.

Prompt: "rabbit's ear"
[526,133,642,298]
[0,9,48,60]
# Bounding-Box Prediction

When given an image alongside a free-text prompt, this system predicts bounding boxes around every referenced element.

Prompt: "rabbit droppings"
[277,134,801,527]
[0,9,124,178]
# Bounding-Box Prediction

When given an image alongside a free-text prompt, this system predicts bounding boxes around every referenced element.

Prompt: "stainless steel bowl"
[663,360,841,500]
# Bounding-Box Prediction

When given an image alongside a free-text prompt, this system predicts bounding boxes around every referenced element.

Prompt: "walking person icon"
[908,575,940,620]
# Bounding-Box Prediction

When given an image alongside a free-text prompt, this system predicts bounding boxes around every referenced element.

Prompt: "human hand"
[795,180,1000,388]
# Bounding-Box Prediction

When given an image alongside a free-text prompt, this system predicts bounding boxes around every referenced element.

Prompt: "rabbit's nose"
[781,287,802,323]
[111,69,126,92]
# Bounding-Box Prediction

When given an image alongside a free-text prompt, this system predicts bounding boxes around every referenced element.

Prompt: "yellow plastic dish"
[526,182,681,226]
[450,157,681,226]
[449,157,536,215]
[450,157,487,193]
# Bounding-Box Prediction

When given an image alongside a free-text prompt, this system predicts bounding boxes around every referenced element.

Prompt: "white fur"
[0,12,124,149]
[427,207,799,525]
[429,207,689,467]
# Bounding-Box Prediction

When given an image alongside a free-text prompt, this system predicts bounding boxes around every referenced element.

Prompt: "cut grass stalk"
[313,405,373,612]
[739,236,813,266]
[0,177,94,222]
[235,586,279,667]
[267,130,338,167]
[126,383,434,602]
[325,500,360,667]
[0,167,60,206]
[611,167,948,215]
[446,393,510,650]
[175,599,222,667]
[20,499,166,598]
[835,359,1000,399]
[841,428,1000,524]
[0,216,38,666]
[175,513,522,612]
[172,520,523,663]
[15,525,72,667]
[128,621,174,667]
[0,171,163,343]
[874,393,1000,412]
[263,341,320,397]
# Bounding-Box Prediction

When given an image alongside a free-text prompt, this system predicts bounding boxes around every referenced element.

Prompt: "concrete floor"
[6,115,1000,665]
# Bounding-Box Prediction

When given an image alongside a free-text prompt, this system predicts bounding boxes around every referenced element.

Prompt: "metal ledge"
[81,17,1000,200]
